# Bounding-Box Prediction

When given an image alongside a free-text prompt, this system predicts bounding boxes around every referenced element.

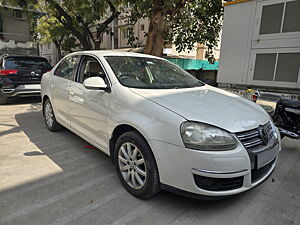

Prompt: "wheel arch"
[109,124,150,163]
[42,95,50,117]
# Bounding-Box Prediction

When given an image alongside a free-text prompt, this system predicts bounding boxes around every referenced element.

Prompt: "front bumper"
[1,84,41,97]
[149,139,281,197]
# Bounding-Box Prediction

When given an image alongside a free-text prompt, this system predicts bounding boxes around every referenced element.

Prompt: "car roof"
[69,50,162,59]
[1,54,47,59]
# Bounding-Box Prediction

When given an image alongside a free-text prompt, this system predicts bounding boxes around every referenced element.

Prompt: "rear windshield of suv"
[5,57,52,70]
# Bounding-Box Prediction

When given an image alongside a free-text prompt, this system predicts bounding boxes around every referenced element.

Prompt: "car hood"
[130,85,270,133]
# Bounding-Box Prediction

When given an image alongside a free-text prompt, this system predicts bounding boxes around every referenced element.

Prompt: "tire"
[114,131,160,199]
[43,99,62,131]
[0,95,8,105]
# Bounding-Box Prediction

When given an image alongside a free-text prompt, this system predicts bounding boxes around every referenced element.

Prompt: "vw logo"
[258,126,269,145]
[31,71,41,76]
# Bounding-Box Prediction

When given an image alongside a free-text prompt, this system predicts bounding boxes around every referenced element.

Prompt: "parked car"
[0,54,52,104]
[41,51,281,199]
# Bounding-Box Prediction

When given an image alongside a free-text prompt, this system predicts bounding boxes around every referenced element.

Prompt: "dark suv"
[0,55,52,104]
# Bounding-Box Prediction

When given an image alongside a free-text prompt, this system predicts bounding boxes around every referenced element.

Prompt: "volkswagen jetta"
[41,51,281,199]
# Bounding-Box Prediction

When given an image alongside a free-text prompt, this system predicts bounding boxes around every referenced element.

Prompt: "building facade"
[0,5,38,56]
[218,0,300,90]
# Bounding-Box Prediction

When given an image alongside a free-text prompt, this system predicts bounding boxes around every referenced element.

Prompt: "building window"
[259,3,284,35]
[253,53,277,81]
[141,24,145,31]
[259,1,300,35]
[123,27,133,38]
[275,53,300,82]
[282,1,300,33]
[13,10,25,20]
[253,52,300,82]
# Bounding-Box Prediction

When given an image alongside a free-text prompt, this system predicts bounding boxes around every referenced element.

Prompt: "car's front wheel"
[114,131,160,199]
[43,99,62,131]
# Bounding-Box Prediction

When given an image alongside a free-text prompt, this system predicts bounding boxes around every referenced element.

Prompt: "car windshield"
[5,57,52,70]
[105,56,204,89]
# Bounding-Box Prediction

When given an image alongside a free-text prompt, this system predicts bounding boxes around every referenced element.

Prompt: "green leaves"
[36,16,67,44]
[125,0,223,62]
[4,0,223,60]
[6,0,122,50]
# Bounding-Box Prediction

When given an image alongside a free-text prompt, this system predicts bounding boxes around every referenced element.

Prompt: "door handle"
[69,91,74,96]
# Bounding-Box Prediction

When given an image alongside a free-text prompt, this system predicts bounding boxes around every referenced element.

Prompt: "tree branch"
[45,0,92,49]
[102,0,120,27]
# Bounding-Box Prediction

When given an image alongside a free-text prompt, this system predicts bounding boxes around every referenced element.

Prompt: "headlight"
[270,121,278,139]
[180,122,238,151]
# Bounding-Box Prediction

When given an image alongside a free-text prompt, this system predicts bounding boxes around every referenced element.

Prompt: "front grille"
[193,174,244,191]
[251,158,276,183]
[235,121,278,170]
[235,122,273,149]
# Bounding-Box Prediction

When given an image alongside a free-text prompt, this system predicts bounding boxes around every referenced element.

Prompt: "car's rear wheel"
[114,131,160,199]
[43,99,62,131]
[0,95,8,105]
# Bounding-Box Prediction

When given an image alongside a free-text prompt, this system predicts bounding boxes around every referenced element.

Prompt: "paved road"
[0,98,299,225]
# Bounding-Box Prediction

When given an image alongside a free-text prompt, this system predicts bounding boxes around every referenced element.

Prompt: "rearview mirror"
[83,77,108,90]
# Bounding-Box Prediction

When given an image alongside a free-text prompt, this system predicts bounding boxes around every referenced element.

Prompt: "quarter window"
[54,55,79,80]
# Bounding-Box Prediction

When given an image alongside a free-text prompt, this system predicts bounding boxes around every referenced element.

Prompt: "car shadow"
[0,109,265,225]
[6,96,41,105]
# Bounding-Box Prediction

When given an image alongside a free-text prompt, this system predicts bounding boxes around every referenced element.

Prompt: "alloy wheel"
[45,102,54,128]
[118,142,147,189]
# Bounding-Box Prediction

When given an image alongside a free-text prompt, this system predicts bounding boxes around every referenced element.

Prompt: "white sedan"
[41,51,281,199]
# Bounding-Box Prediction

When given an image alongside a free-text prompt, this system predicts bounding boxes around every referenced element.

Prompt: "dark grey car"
[0,55,52,104]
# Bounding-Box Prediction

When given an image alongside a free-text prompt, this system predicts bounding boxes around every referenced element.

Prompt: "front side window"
[77,56,107,83]
[54,55,79,80]
[105,56,204,89]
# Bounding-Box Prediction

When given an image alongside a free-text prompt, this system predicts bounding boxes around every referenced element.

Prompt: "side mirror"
[83,77,108,91]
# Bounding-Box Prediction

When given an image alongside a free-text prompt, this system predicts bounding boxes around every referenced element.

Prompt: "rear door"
[51,55,80,127]
[3,57,52,88]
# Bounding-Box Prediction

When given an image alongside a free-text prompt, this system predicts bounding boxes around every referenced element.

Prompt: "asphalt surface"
[0,97,299,225]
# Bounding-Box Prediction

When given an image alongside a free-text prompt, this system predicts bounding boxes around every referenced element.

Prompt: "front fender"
[107,84,186,147]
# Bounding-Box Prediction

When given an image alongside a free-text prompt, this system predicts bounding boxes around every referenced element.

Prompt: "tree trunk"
[144,11,167,56]
[54,41,62,62]
[79,37,93,50]
[94,40,101,50]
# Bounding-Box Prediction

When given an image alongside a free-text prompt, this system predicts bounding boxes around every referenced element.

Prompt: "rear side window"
[4,57,52,70]
[54,55,79,80]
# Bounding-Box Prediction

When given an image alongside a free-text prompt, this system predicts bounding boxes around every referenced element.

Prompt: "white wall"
[217,0,257,85]
[218,0,300,89]
[0,8,31,43]
[117,18,149,48]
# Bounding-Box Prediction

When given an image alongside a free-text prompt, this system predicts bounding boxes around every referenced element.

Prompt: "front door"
[69,55,110,151]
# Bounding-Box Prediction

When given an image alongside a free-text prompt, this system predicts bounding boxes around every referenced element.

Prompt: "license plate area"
[24,84,41,89]
[256,144,279,169]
